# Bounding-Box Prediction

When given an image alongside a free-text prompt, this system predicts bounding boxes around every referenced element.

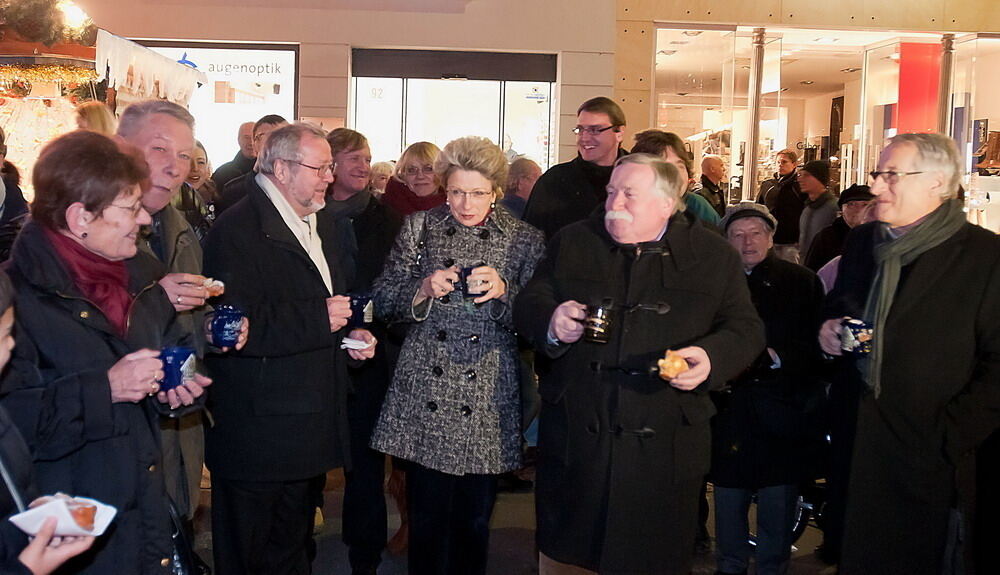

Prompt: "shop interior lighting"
[682,31,703,37]
[841,67,862,73]
[800,80,815,85]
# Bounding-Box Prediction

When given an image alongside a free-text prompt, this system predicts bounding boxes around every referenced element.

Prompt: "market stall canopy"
[96,29,207,106]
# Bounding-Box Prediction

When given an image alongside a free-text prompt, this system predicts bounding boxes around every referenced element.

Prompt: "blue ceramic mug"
[347,293,373,328]
[211,305,245,348]
[160,346,196,392]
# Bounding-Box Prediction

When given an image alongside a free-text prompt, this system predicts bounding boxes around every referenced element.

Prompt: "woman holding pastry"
[370,136,544,574]
[0,131,219,574]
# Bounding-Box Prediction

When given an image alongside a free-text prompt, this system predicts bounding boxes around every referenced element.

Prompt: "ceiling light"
[779,87,790,92]
[800,80,815,85]
[841,67,862,73]
[889,52,900,60]
[676,92,689,96]
[813,37,840,44]
[657,50,677,56]
[682,31,703,37]
[669,41,689,45]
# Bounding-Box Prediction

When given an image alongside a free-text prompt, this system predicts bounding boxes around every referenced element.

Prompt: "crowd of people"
[0,93,995,575]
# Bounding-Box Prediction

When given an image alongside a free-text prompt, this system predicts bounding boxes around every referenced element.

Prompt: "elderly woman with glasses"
[381,141,446,216]
[0,130,219,575]
[370,136,545,575]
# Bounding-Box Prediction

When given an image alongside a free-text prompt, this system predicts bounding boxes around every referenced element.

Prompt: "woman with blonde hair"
[74,101,117,135]
[371,136,544,575]
[369,161,394,196]
[381,142,445,216]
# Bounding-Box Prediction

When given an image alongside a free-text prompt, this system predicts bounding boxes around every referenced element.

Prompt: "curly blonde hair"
[435,137,509,199]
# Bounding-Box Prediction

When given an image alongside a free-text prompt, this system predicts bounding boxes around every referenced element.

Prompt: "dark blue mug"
[160,346,196,392]
[347,293,373,328]
[211,305,245,348]
[458,266,489,299]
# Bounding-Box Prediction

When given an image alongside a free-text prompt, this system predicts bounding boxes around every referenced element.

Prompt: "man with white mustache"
[515,153,764,575]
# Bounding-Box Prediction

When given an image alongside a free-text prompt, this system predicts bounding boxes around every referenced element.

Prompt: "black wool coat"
[1,221,195,575]
[523,153,623,242]
[202,180,356,482]
[803,216,850,271]
[710,255,826,489]
[757,172,804,245]
[826,220,1000,575]
[514,210,765,574]
[0,406,37,575]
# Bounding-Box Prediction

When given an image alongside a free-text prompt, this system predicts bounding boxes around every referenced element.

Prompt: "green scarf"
[862,198,967,397]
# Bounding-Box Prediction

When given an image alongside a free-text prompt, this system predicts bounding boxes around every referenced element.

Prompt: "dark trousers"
[406,462,498,575]
[822,376,863,562]
[342,386,388,570]
[714,484,799,575]
[211,473,324,575]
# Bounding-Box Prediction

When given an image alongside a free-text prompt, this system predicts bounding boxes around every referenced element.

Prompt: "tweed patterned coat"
[370,204,545,475]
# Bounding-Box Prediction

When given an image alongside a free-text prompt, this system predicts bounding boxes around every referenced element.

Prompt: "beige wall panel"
[701,0,781,25]
[616,20,655,91]
[864,0,944,30]
[943,0,998,31]
[614,89,653,143]
[299,44,350,77]
[299,76,349,109]
[561,52,616,87]
[558,143,578,164]
[772,2,866,28]
[559,85,618,117]
[617,0,658,21]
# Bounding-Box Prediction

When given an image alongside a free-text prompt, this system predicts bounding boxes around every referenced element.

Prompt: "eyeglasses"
[573,125,618,136]
[404,164,435,176]
[108,202,146,218]
[868,170,924,185]
[287,160,334,177]
[446,189,492,201]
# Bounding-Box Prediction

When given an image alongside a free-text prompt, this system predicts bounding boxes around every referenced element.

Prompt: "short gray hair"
[614,153,685,212]
[888,133,962,200]
[116,100,195,139]
[257,123,328,174]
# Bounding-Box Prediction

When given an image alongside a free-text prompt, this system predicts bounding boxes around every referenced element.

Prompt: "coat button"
[468,334,480,344]
[446,227,456,236]
[438,293,451,303]
[148,464,156,472]
[432,366,443,376]
[586,424,599,434]
[461,405,472,417]
[436,330,447,341]
[160,558,171,567]
[478,229,490,240]
[443,258,455,267]
[465,369,476,380]
[426,401,438,412]
[79,311,89,319]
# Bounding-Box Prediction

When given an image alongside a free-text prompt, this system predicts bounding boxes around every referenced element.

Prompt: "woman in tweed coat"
[370,136,544,575]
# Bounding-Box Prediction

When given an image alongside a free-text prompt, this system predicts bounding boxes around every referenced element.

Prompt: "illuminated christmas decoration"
[0,64,97,84]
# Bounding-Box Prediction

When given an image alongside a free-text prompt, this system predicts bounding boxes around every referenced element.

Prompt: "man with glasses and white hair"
[203,123,376,575]
[819,132,1000,574]
[515,153,764,575]
[523,96,628,241]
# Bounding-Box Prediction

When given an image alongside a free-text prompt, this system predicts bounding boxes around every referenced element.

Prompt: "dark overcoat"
[202,180,356,482]
[0,405,37,575]
[523,153,621,241]
[1,221,193,574]
[826,220,1000,575]
[513,210,765,574]
[710,255,825,488]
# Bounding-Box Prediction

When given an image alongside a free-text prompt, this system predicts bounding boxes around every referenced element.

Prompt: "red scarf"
[44,228,132,337]
[382,178,446,216]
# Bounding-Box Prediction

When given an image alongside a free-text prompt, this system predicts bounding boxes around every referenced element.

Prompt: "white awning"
[95,29,207,105]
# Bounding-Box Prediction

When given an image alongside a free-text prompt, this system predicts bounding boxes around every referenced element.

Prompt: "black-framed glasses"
[573,125,618,136]
[287,159,334,177]
[868,170,924,185]
[404,164,434,176]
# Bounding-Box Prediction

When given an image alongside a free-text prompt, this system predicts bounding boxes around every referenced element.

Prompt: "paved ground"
[195,470,836,574]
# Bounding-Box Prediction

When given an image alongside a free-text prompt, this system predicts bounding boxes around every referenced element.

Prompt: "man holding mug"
[514,153,764,575]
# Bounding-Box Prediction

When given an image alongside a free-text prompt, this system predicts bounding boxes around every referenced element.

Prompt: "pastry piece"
[203,278,226,297]
[657,350,689,380]
[66,500,97,531]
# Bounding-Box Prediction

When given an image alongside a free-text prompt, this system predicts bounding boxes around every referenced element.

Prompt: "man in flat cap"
[710,202,825,575]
